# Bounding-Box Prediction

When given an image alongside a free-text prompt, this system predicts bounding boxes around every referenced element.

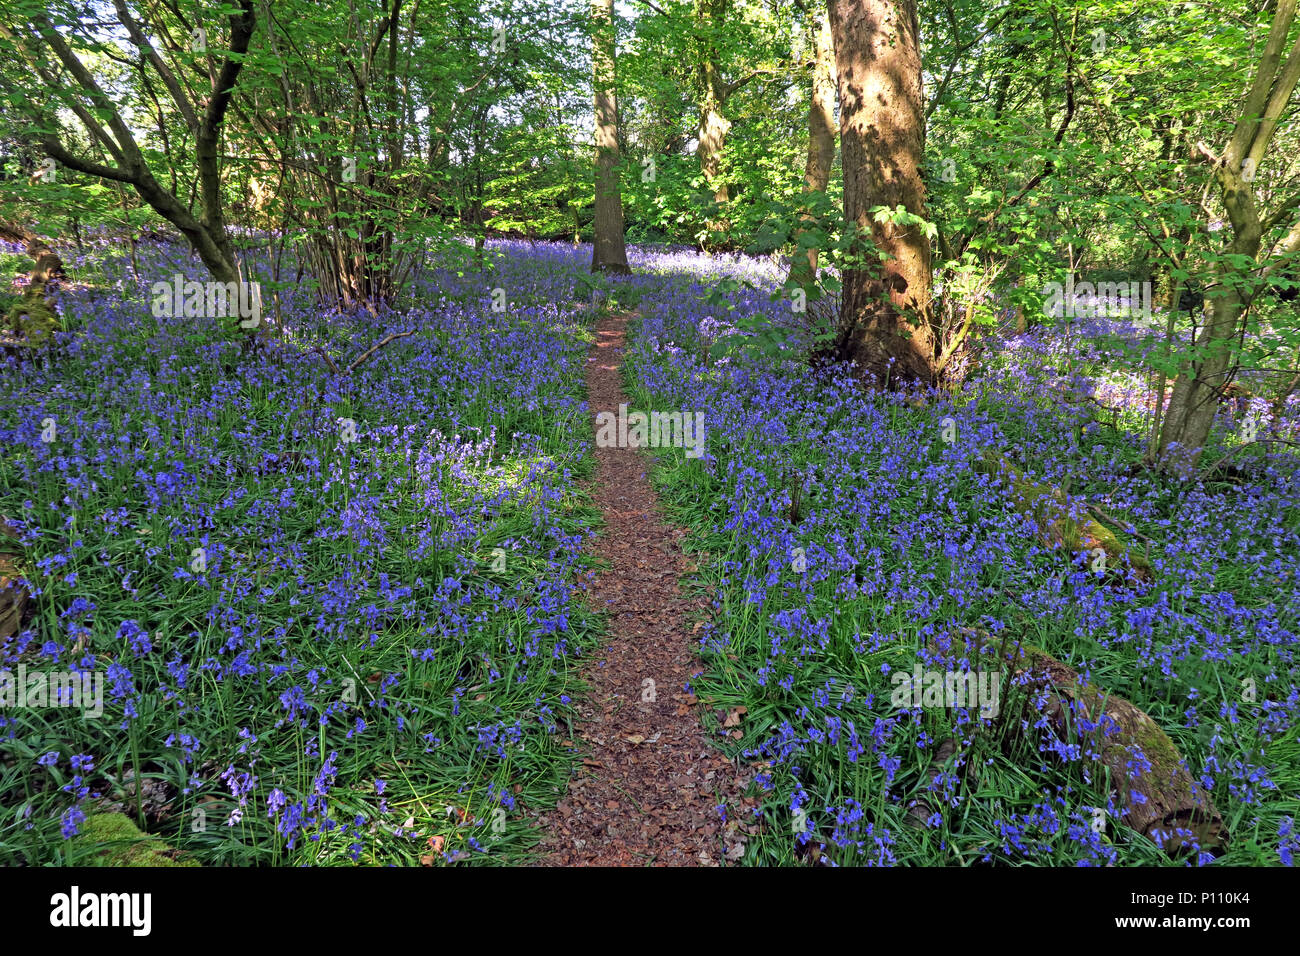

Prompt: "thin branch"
[347,330,416,372]
[111,0,199,132]
[1005,12,1075,210]
[312,331,419,378]
[312,345,341,375]
[1204,438,1300,476]
[29,14,145,168]
[632,0,672,16]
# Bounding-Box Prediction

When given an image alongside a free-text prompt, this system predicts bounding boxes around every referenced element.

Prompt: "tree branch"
[38,135,139,183]
[347,330,416,372]
[1204,437,1300,476]
[111,0,200,132]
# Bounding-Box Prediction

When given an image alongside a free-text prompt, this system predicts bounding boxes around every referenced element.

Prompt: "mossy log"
[941,627,1224,855]
[73,812,198,867]
[975,449,1149,578]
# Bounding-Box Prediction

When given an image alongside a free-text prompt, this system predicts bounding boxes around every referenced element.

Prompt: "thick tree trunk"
[1155,287,1250,476]
[697,86,732,208]
[133,169,240,284]
[828,0,936,387]
[591,0,630,274]
[788,9,836,287]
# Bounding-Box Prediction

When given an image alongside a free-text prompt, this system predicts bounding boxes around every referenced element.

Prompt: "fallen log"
[974,449,1150,578]
[1007,641,1224,854]
[933,627,1225,855]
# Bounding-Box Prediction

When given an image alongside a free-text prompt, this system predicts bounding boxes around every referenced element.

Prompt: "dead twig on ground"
[1203,438,1300,477]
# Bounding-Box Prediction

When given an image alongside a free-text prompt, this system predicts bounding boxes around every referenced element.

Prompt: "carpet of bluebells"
[3,236,1298,866]
[1,238,602,864]
[616,249,1300,866]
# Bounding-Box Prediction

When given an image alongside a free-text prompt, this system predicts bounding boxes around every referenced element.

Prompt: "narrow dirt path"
[533,310,754,866]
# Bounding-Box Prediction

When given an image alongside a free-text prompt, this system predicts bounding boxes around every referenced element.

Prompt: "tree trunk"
[694,0,733,237]
[1155,0,1300,475]
[828,0,936,388]
[788,8,836,287]
[590,0,630,274]
[697,87,731,208]
[11,3,255,288]
[1156,280,1250,476]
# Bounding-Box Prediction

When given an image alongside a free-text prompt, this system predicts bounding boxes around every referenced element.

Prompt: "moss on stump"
[5,290,61,346]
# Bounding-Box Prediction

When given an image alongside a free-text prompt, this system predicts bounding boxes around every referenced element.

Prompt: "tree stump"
[2,233,65,348]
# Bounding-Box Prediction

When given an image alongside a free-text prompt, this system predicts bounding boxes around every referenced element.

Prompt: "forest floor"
[533,310,756,866]
[5,238,1295,868]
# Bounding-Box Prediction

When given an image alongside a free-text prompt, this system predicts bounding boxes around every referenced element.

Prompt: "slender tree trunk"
[828,0,935,387]
[1156,0,1300,475]
[591,0,630,274]
[694,0,733,237]
[788,8,836,287]
[1156,267,1252,475]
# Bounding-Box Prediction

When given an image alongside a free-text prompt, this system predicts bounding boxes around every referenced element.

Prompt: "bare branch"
[111,0,200,132]
[312,346,341,375]
[1204,437,1300,477]
[346,330,416,373]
